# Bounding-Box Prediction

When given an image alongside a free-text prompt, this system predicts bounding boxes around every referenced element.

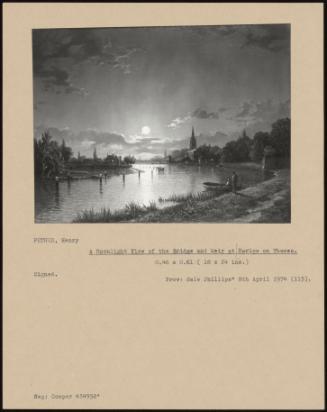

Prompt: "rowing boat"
[203,181,226,187]
[203,181,241,192]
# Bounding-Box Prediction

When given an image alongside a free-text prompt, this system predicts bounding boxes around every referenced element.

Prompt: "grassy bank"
[73,169,290,223]
[158,191,218,203]
[73,201,158,223]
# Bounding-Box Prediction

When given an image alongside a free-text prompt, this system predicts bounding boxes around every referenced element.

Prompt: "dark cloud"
[173,24,290,54]
[235,102,253,118]
[168,107,220,129]
[177,25,241,40]
[192,108,219,119]
[216,26,239,37]
[241,24,290,53]
[37,66,71,93]
[36,65,87,96]
[251,99,274,120]
[65,85,88,96]
[230,98,290,138]
[34,58,87,95]
[33,29,106,71]
[33,28,143,93]
[235,99,290,123]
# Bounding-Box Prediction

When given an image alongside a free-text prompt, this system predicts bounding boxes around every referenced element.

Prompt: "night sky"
[33,24,290,159]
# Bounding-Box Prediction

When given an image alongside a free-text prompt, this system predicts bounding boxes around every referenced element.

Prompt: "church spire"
[190,126,197,150]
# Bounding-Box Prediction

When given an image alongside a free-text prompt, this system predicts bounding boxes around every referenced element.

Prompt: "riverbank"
[73,169,290,223]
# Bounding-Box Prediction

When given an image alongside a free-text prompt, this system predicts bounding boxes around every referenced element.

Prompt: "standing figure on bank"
[231,171,238,193]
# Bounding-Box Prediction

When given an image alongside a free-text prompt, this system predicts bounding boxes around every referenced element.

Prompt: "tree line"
[34,117,290,177]
[170,118,290,165]
[221,118,290,163]
[34,131,136,178]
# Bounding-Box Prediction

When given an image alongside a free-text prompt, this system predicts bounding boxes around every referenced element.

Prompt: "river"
[35,163,270,223]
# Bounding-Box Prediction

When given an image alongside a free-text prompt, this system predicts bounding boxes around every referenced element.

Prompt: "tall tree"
[60,139,73,163]
[34,131,73,177]
[123,155,136,164]
[270,118,290,156]
[252,131,271,162]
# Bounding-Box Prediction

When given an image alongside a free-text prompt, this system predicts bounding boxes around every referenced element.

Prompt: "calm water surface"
[35,163,270,223]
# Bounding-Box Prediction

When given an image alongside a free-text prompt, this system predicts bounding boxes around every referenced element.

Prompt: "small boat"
[203,181,241,192]
[203,181,226,187]
[202,182,229,193]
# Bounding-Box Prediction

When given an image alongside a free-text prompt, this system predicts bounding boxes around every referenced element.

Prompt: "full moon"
[141,126,151,135]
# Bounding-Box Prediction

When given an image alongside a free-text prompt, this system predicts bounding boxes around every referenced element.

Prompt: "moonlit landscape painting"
[33,25,291,223]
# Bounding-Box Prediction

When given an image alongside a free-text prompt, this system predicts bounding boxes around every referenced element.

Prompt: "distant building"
[170,127,198,163]
[189,126,197,150]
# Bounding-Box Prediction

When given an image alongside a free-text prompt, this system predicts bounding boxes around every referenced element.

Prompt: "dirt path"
[134,169,290,223]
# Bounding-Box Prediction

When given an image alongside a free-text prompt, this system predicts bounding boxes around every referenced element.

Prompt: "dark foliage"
[34,131,71,177]
[222,119,290,163]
